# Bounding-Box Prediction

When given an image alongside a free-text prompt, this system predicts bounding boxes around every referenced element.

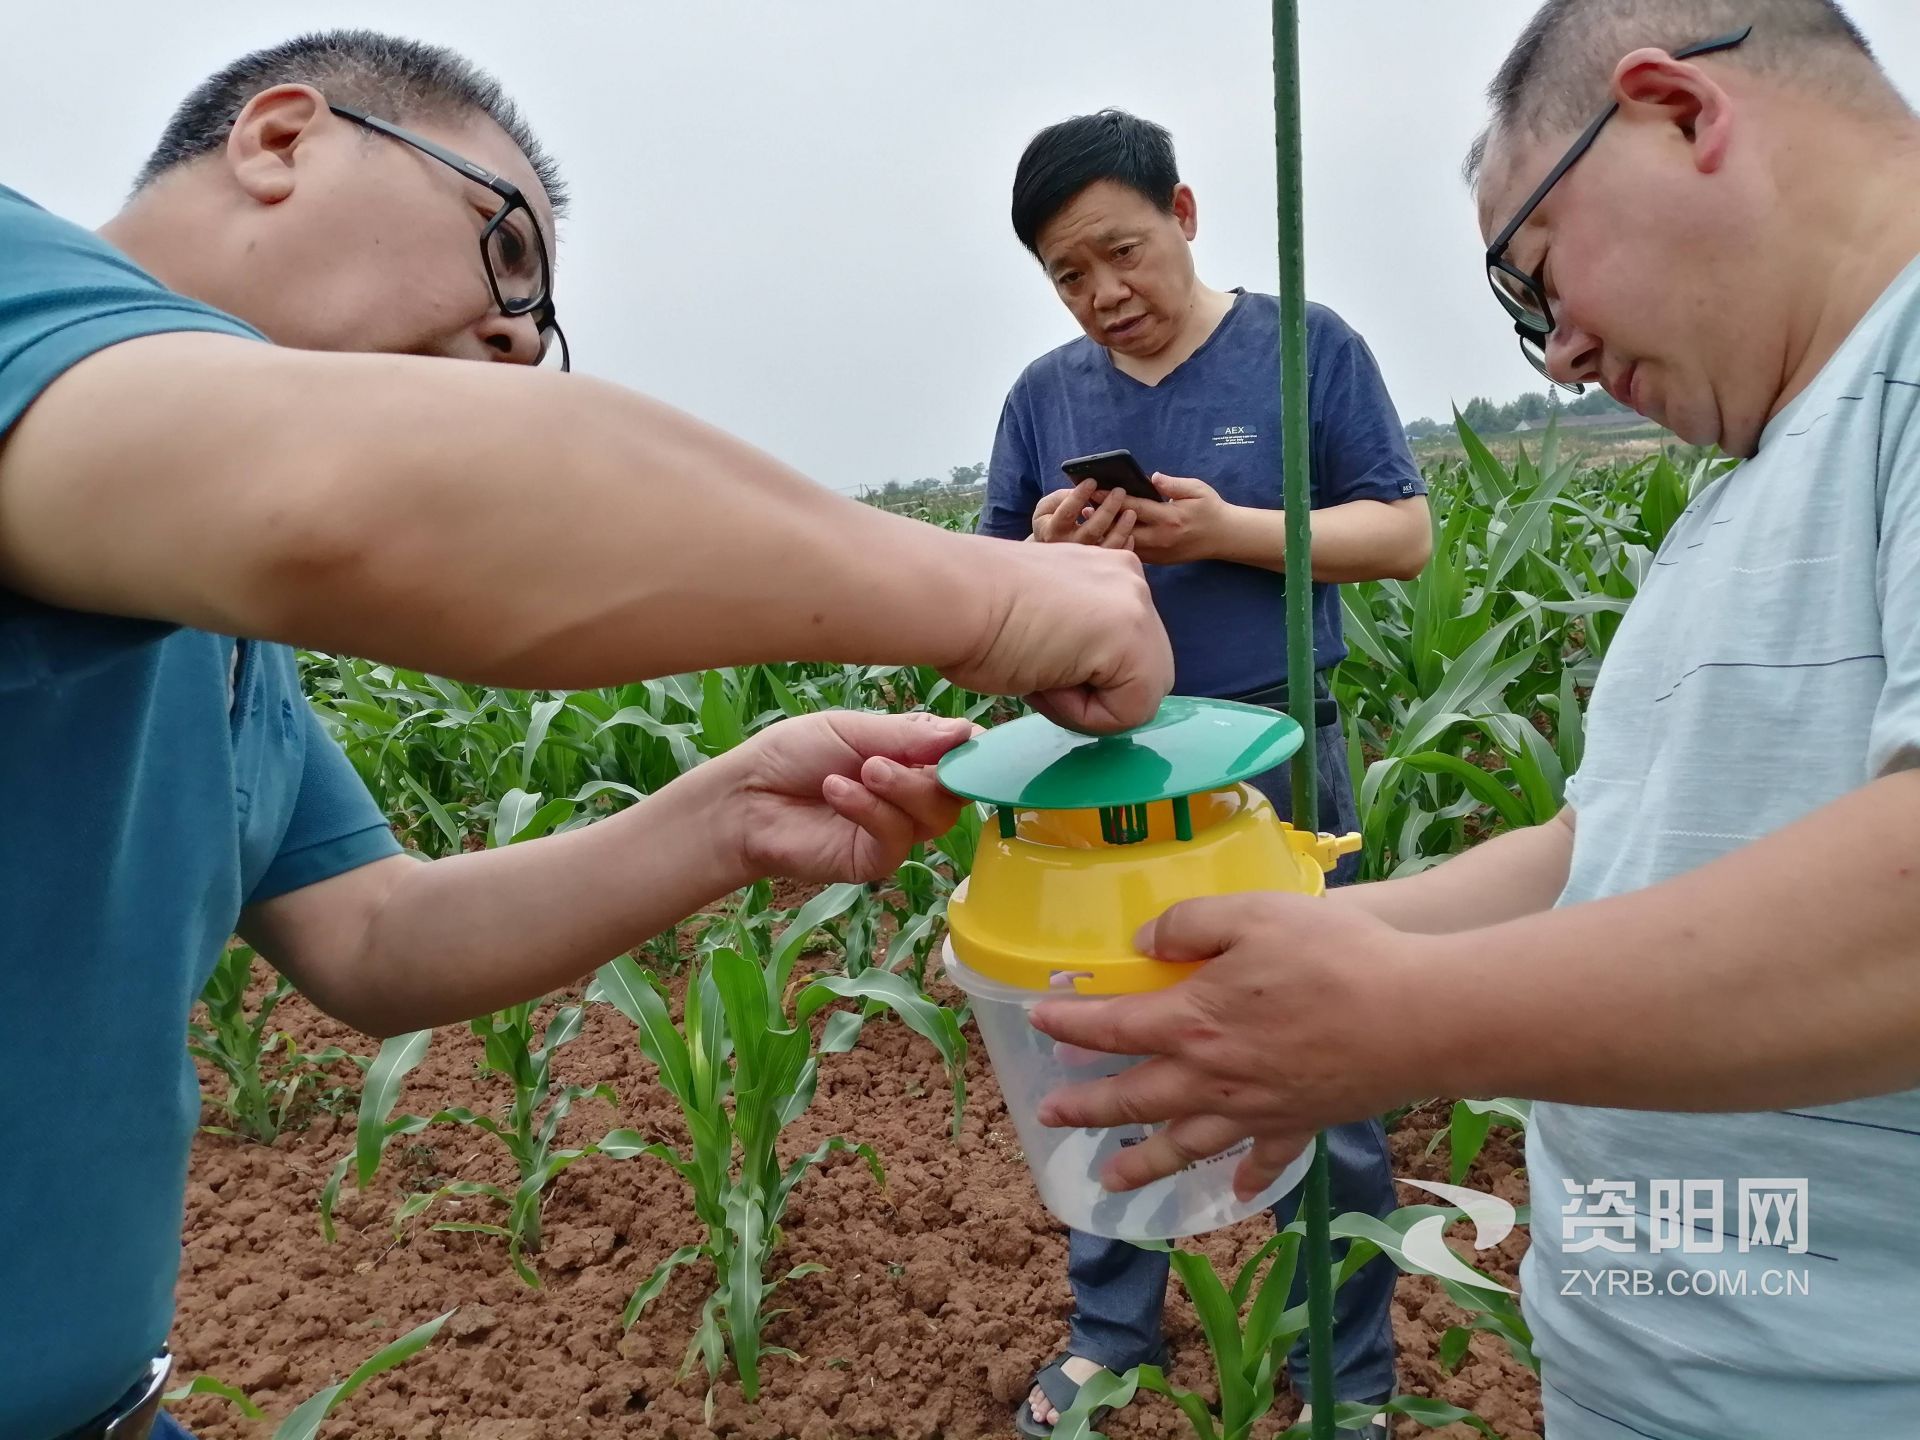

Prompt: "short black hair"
[133,29,566,216]
[1465,0,1900,187]
[1010,109,1179,257]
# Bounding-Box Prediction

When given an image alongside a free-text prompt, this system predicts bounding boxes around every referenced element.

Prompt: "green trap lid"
[937,696,1304,812]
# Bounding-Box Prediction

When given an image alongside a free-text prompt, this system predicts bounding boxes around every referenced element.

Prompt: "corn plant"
[1333,418,1733,879]
[303,661,706,855]
[164,1309,453,1439]
[816,804,983,1000]
[1056,1211,1525,1440]
[878,802,983,990]
[189,945,362,1144]
[1431,1096,1532,1187]
[590,895,966,1414]
[320,1000,645,1286]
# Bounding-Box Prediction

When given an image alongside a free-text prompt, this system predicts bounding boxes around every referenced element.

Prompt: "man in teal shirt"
[1,31,1171,1440]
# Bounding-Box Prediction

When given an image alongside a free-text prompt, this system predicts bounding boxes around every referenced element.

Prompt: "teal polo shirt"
[0,184,403,1437]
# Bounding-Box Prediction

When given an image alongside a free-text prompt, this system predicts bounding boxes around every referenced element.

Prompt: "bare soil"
[168,969,1540,1440]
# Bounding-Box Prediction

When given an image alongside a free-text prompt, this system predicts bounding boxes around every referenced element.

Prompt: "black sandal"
[1013,1354,1114,1438]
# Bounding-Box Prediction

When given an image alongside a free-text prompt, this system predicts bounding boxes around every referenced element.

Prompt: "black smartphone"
[1059,448,1163,501]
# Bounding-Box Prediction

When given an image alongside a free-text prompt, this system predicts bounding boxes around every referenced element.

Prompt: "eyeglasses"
[1483,24,1752,393]
[328,104,569,372]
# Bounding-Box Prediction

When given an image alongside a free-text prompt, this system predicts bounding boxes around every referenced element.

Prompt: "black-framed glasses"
[328,103,569,372]
[1484,24,1752,393]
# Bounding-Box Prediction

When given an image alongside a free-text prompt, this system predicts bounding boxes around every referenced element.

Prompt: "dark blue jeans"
[154,1416,196,1439]
[1064,718,1398,1402]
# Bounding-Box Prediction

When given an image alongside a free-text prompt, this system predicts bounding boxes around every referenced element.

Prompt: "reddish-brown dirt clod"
[170,973,1540,1440]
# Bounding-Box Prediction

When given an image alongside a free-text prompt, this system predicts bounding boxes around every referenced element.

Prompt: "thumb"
[1151,472,1211,500]
[1135,892,1294,963]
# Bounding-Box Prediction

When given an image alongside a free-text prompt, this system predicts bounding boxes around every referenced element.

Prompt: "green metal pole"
[1272,4,1338,1438]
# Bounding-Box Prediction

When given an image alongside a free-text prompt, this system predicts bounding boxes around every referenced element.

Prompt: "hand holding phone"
[1059,449,1165,502]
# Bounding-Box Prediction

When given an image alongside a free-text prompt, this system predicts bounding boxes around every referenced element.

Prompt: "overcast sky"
[7,3,1919,493]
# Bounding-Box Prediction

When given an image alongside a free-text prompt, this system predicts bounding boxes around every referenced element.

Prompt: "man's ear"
[1613,47,1736,173]
[1172,183,1199,241]
[225,84,331,204]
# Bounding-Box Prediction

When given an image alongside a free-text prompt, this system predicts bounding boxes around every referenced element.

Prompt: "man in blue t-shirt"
[979,110,1430,1437]
[1,35,1175,1440]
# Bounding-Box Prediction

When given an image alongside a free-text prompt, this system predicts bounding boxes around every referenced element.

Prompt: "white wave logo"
[1395,1178,1518,1294]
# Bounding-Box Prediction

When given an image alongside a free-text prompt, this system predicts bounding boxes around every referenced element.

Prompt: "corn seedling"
[1428,1096,1532,1187]
[1056,1210,1524,1440]
[164,1309,453,1439]
[877,802,983,992]
[589,905,965,1414]
[321,1001,645,1285]
[189,945,362,1144]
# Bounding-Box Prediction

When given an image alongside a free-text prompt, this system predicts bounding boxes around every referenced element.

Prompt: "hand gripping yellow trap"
[936,696,1359,1242]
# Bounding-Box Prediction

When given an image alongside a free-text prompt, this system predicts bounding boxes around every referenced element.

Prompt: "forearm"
[1425,773,1920,1111]
[278,764,746,1035]
[1331,807,1576,933]
[0,334,992,689]
[1214,499,1428,582]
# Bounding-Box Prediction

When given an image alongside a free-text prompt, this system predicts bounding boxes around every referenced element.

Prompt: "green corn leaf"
[699,669,747,755]
[1556,661,1586,779]
[777,1058,821,1128]
[1338,585,1398,674]
[624,1243,706,1327]
[776,1136,884,1218]
[819,1010,866,1055]
[270,1310,454,1440]
[1391,612,1538,756]
[769,881,865,998]
[318,1153,353,1243]
[882,906,941,975]
[163,1374,265,1420]
[515,794,578,844]
[1371,751,1530,832]
[684,1290,727,1403]
[596,1127,694,1172]
[354,1030,431,1188]
[421,1106,507,1141]
[724,1190,770,1400]
[1241,1231,1305,1365]
[1052,1363,1216,1440]
[567,778,646,809]
[591,957,693,1103]
[1486,450,1578,592]
[488,787,540,848]
[392,1180,507,1238]
[796,970,967,1137]
[1449,1100,1496,1186]
[1049,1365,1142,1440]
[398,775,462,851]
[1437,1324,1475,1374]
[1454,407,1516,503]
[764,666,808,719]
[1167,1249,1252,1423]
[1280,1395,1504,1439]
[517,696,566,789]
[1464,1096,1533,1126]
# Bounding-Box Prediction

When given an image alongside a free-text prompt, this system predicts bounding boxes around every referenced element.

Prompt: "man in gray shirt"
[1027,3,1920,1435]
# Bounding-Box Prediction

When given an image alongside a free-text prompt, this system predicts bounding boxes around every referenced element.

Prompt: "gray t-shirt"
[1528,254,1920,1440]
